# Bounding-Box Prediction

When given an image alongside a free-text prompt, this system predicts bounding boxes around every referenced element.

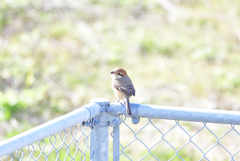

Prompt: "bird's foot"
[120,102,125,107]
[115,100,120,104]
[115,100,125,107]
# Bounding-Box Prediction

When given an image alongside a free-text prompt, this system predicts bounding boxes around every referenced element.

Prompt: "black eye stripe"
[118,73,124,76]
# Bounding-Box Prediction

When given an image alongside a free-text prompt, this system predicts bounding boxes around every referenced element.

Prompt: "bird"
[110,67,135,116]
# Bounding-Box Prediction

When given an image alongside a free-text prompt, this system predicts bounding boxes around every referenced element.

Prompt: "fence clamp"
[84,113,120,128]
[132,117,140,124]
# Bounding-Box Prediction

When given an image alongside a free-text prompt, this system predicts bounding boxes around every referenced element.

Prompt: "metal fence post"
[90,98,110,161]
[113,125,120,161]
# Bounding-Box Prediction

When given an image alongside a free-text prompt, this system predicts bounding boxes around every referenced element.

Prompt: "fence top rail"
[1,98,240,158]
[110,103,240,125]
[0,102,102,157]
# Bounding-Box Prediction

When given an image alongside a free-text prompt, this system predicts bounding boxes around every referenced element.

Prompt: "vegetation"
[0,0,240,159]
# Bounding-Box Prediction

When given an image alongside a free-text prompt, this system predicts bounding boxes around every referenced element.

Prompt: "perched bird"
[110,67,135,116]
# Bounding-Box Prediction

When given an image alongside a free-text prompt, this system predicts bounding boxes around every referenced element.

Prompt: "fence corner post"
[90,98,110,161]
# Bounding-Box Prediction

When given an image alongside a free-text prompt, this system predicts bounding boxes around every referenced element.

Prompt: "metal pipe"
[109,103,240,125]
[90,98,110,161]
[0,102,101,157]
[90,121,109,161]
[112,125,120,161]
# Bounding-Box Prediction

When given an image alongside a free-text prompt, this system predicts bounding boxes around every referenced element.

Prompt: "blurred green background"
[0,0,240,140]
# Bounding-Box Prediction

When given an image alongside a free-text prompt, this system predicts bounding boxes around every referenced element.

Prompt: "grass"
[0,0,240,160]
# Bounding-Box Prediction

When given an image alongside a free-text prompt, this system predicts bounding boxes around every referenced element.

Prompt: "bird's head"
[110,67,127,79]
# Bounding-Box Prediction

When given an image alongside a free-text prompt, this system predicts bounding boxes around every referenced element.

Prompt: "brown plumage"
[111,67,135,116]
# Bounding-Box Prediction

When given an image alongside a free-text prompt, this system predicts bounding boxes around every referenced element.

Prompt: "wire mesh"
[1,105,240,161]
[116,117,240,161]
[0,122,92,161]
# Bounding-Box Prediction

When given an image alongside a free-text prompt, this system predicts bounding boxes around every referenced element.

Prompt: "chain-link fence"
[3,123,92,161]
[117,117,240,160]
[1,98,240,161]
[0,101,102,161]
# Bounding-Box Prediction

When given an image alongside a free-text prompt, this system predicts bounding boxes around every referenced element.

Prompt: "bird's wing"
[114,77,135,96]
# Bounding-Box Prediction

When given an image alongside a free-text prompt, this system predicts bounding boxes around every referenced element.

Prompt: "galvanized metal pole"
[90,98,110,161]
[112,125,120,161]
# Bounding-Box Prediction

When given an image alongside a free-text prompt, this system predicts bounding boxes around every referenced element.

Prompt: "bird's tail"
[125,98,131,116]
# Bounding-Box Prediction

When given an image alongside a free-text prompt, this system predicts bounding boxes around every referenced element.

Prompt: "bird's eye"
[118,73,124,76]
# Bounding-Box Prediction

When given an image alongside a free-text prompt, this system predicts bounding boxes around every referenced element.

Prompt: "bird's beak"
[110,71,114,74]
